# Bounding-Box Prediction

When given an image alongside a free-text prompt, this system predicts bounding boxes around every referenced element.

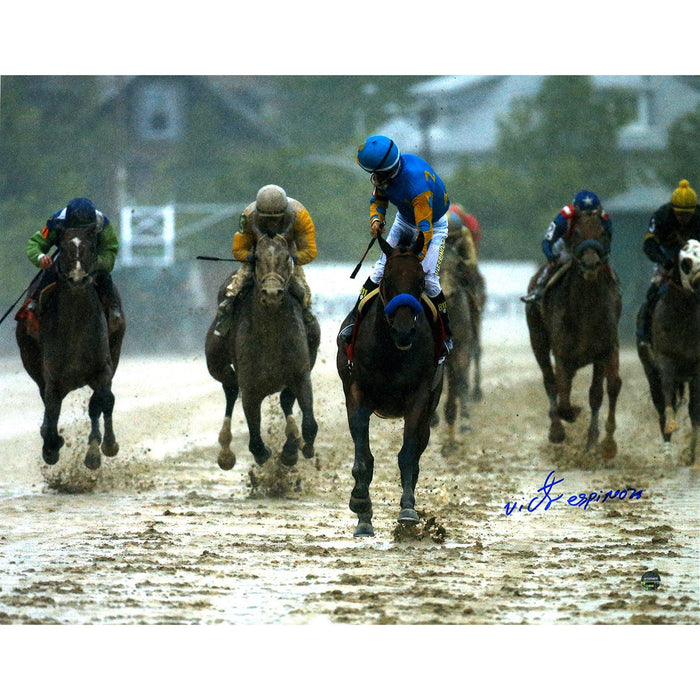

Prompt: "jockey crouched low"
[521,190,613,303]
[338,134,454,362]
[637,179,700,346]
[446,207,480,287]
[213,184,318,338]
[19,197,121,337]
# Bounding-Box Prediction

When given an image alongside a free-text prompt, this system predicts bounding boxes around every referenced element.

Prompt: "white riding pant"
[369,212,448,298]
[551,237,572,263]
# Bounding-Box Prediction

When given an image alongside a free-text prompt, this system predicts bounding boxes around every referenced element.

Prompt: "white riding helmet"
[256,184,289,217]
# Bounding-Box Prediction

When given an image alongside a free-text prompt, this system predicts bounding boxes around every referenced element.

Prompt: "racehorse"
[337,230,444,536]
[16,225,126,468]
[205,229,320,471]
[637,239,700,467]
[433,239,486,440]
[525,216,622,457]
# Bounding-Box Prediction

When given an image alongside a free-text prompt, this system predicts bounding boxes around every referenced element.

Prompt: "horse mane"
[394,230,415,252]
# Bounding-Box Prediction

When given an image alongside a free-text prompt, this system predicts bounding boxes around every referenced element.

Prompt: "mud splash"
[0,344,698,625]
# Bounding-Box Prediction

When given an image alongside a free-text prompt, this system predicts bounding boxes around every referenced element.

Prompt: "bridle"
[379,250,425,329]
[252,233,294,300]
[56,225,99,285]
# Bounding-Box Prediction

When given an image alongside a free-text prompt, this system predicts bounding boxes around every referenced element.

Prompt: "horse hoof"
[302,443,315,459]
[217,450,236,471]
[84,455,101,470]
[42,450,59,466]
[280,448,298,467]
[398,508,420,523]
[354,522,375,537]
[664,420,679,436]
[254,447,272,466]
[549,426,566,443]
[102,441,119,457]
[600,437,617,459]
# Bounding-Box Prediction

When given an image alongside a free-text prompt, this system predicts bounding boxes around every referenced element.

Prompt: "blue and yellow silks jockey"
[338,135,453,361]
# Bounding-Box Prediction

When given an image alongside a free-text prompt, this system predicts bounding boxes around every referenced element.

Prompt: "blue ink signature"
[504,470,643,516]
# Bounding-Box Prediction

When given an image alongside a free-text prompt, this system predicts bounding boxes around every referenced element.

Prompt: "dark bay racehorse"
[433,239,486,440]
[16,225,126,468]
[337,231,444,536]
[205,230,319,470]
[637,239,700,467]
[525,217,622,457]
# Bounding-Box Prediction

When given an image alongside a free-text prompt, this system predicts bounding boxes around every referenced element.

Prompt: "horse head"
[252,232,294,307]
[56,225,99,288]
[377,231,426,350]
[679,239,700,295]
[573,238,607,282]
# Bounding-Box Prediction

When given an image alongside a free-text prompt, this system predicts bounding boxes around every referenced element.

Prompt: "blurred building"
[380,75,700,178]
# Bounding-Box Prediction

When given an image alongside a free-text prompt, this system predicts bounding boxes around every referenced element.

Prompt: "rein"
[377,249,427,327]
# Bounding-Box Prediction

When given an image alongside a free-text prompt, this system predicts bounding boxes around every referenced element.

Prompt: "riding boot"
[302,306,321,353]
[637,284,659,346]
[521,262,554,303]
[431,290,454,361]
[213,294,235,338]
[338,277,379,343]
[95,273,122,329]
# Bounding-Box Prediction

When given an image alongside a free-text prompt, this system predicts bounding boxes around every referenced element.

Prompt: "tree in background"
[448,76,634,260]
[656,103,700,188]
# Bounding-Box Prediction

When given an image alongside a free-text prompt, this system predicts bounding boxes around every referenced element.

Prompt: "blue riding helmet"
[357,135,401,173]
[65,197,97,227]
[573,190,601,211]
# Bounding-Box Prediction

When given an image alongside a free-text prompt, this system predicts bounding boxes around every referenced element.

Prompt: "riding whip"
[0,265,45,327]
[196,255,237,262]
[350,222,384,279]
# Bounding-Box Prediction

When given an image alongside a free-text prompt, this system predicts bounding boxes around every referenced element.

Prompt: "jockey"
[521,189,613,303]
[21,197,121,333]
[447,205,480,277]
[449,202,482,258]
[637,179,700,345]
[338,134,454,359]
[213,184,318,337]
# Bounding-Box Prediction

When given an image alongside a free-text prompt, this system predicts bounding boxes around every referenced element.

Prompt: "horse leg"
[217,371,239,470]
[688,374,700,468]
[444,363,457,443]
[545,360,567,444]
[295,375,318,460]
[639,347,672,452]
[599,351,622,459]
[658,357,680,436]
[99,385,119,458]
[471,325,483,402]
[347,398,374,537]
[41,385,65,465]
[527,306,565,442]
[456,353,471,431]
[556,359,582,424]
[85,386,117,469]
[242,393,271,466]
[585,362,604,453]
[397,403,431,523]
[279,387,300,467]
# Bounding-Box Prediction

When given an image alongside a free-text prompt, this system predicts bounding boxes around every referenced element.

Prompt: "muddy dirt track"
[0,322,698,633]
